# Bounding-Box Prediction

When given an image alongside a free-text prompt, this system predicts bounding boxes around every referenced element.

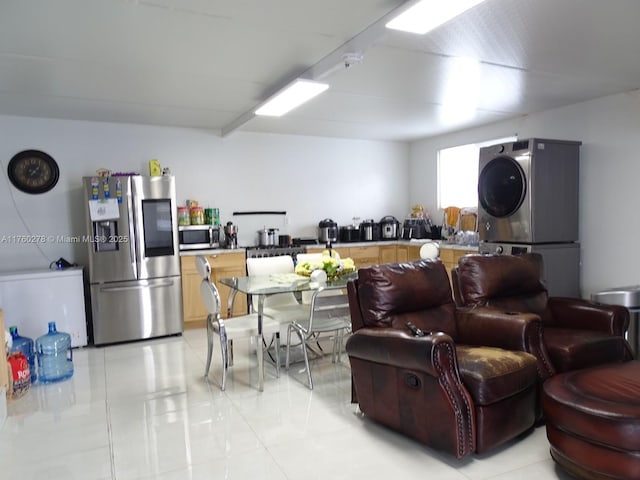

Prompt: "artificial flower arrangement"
[295,250,356,280]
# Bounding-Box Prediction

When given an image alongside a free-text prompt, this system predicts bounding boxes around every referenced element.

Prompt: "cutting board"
[460,213,477,232]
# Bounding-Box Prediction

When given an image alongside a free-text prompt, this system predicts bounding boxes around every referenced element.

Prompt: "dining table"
[219,272,355,391]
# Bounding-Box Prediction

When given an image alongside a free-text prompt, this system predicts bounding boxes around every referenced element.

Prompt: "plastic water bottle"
[36,322,74,384]
[9,326,37,383]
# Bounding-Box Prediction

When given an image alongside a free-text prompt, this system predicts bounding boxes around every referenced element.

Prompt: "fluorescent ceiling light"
[255,79,329,116]
[386,0,486,34]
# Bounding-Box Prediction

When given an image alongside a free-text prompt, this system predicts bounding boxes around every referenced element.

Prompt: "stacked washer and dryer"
[477,138,582,297]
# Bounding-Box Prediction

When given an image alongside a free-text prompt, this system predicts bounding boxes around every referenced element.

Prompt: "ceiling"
[1,0,640,142]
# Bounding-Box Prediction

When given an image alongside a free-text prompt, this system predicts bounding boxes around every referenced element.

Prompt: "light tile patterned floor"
[0,328,573,479]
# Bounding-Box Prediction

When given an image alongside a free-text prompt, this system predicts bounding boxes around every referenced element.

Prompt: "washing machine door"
[478,156,526,218]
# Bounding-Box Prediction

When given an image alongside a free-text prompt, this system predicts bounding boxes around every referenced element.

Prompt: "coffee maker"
[223,221,238,249]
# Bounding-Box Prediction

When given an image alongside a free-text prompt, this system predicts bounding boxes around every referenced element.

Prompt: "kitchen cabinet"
[396,244,422,263]
[409,245,422,261]
[307,246,350,259]
[396,245,408,263]
[308,245,379,268]
[181,252,247,328]
[379,245,397,264]
[348,246,380,268]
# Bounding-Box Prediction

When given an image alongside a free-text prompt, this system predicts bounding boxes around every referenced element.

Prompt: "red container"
[7,352,30,399]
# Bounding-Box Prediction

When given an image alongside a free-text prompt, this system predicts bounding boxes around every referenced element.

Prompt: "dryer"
[477,138,581,244]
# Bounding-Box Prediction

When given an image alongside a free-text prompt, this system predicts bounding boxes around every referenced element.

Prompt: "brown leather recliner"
[454,253,632,375]
[346,259,542,458]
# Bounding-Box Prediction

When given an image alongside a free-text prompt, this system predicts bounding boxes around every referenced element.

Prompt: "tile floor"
[0,329,573,480]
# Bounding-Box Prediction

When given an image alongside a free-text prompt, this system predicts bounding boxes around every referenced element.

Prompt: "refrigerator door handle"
[131,176,144,274]
[99,280,176,292]
[127,185,139,277]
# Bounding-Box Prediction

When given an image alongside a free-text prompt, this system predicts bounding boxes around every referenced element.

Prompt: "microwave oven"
[178,225,220,250]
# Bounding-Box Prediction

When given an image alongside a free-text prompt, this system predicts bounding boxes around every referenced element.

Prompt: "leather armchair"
[454,253,633,374]
[346,259,540,458]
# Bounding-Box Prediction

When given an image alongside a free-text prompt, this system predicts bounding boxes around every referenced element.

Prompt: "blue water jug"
[36,322,74,384]
[9,326,37,383]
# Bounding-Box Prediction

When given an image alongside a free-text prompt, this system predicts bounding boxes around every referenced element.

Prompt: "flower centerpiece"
[295,250,356,281]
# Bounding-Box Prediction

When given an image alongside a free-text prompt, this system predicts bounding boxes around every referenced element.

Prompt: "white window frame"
[437,135,517,210]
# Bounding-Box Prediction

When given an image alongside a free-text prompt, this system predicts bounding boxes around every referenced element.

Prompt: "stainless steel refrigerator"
[83,175,183,345]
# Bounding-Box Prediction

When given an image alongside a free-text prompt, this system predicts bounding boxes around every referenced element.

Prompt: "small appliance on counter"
[318,219,338,244]
[278,234,291,247]
[340,225,360,243]
[223,221,238,249]
[258,227,279,246]
[179,225,220,250]
[359,219,377,241]
[402,218,432,240]
[379,215,400,240]
[292,237,319,246]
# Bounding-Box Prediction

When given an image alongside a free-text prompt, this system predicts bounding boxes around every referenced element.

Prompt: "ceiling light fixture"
[386,0,486,34]
[255,79,329,117]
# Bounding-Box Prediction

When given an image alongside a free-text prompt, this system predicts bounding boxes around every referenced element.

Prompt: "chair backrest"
[419,241,439,260]
[196,255,222,317]
[196,255,211,280]
[353,259,458,338]
[456,253,550,320]
[200,278,222,316]
[305,287,350,336]
[246,255,299,309]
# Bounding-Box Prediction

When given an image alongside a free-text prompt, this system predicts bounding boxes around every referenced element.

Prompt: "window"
[437,135,517,209]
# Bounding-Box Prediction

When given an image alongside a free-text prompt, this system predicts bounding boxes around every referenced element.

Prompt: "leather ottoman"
[542,361,640,479]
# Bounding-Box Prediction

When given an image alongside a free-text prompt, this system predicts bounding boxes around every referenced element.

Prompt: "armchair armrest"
[456,307,541,350]
[456,306,555,380]
[548,297,630,335]
[346,328,456,378]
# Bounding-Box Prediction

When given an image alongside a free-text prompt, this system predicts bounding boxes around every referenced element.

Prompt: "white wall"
[0,115,409,271]
[409,90,640,298]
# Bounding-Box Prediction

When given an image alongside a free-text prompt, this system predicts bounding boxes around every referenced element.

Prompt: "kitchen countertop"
[180,248,246,256]
[179,240,479,256]
[321,240,478,250]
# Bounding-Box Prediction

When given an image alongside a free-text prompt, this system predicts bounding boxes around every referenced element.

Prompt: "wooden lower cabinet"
[379,245,397,264]
[309,243,423,267]
[181,252,248,329]
[308,245,379,268]
[396,244,422,263]
[348,246,380,268]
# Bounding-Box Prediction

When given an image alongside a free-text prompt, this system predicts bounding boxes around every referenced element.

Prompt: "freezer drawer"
[91,276,183,345]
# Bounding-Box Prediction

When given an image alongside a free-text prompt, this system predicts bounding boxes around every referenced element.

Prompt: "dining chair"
[296,251,352,361]
[285,286,351,389]
[196,255,281,390]
[245,255,311,326]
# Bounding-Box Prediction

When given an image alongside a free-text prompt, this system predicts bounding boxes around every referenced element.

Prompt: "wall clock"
[7,150,60,194]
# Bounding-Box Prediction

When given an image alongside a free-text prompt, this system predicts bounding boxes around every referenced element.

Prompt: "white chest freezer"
[0,267,88,347]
